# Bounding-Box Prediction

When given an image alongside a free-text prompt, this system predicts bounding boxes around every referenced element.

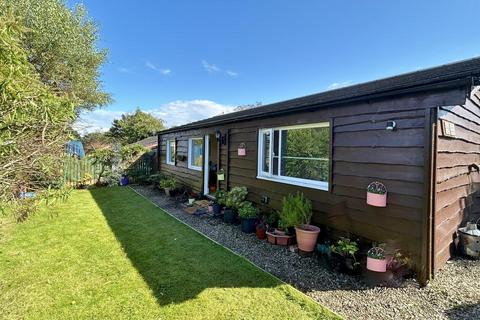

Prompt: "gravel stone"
[132,185,480,320]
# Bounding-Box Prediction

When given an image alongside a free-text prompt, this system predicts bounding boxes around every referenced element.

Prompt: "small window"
[188,138,203,171]
[166,140,175,165]
[257,123,330,190]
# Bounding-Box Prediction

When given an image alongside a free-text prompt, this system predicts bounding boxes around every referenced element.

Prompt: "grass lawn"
[0,187,339,320]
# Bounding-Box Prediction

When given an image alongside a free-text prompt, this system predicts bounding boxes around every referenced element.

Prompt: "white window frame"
[166,140,175,165]
[188,137,203,171]
[257,122,330,191]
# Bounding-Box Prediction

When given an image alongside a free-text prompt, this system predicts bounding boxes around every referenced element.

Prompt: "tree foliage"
[0,17,75,215]
[0,0,108,220]
[0,0,111,110]
[108,109,165,144]
[81,131,113,153]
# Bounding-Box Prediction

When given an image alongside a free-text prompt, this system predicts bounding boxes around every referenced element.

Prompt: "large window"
[166,140,175,165]
[257,123,330,190]
[188,138,203,171]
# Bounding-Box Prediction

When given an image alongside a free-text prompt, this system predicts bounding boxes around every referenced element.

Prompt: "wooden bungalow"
[157,57,480,284]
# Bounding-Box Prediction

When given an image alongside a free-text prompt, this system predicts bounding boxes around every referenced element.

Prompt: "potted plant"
[238,201,258,233]
[120,175,129,186]
[366,244,387,272]
[388,249,413,278]
[331,237,361,275]
[256,220,267,240]
[159,177,177,197]
[212,189,226,217]
[280,192,319,253]
[367,181,387,207]
[223,186,248,224]
[266,210,295,246]
[217,169,225,181]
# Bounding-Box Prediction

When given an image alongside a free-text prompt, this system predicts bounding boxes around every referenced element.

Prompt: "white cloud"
[73,100,234,135]
[327,81,352,90]
[73,109,124,135]
[117,67,130,73]
[226,70,238,77]
[202,60,239,77]
[145,61,171,75]
[202,60,220,73]
[149,100,234,127]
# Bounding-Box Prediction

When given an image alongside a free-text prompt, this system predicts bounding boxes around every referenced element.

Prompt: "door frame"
[203,134,210,195]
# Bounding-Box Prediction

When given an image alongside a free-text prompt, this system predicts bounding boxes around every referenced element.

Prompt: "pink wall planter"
[367,192,387,207]
[367,257,387,272]
[237,143,246,156]
[366,181,387,207]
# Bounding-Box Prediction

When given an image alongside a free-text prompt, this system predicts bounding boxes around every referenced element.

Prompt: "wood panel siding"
[158,86,468,280]
[433,86,480,270]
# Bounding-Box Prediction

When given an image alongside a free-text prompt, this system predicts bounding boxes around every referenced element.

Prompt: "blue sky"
[73,0,480,134]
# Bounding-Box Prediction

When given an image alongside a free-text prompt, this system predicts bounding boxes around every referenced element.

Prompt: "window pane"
[169,141,175,163]
[191,139,203,167]
[262,131,270,173]
[280,126,329,181]
[272,130,279,175]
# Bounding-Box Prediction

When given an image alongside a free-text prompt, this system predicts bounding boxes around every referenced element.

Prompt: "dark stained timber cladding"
[434,86,480,270]
[158,86,468,273]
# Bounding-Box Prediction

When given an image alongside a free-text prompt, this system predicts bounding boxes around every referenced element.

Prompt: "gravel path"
[132,185,480,320]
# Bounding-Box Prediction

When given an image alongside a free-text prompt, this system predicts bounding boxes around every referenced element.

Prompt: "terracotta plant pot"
[367,192,387,207]
[256,226,267,240]
[367,256,387,272]
[295,224,320,252]
[240,217,257,233]
[266,229,295,246]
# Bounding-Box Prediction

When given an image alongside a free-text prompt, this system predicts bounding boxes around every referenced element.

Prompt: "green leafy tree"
[108,109,165,144]
[0,17,75,218]
[0,0,111,110]
[81,131,113,154]
[89,148,115,184]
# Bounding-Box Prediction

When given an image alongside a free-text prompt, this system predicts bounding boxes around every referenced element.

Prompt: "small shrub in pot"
[238,201,258,233]
[280,192,320,252]
[331,237,361,275]
[223,186,248,224]
[159,177,177,197]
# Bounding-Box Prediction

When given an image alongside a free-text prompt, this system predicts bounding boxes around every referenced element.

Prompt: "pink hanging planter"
[367,256,387,272]
[366,181,387,207]
[237,143,246,156]
[366,246,387,272]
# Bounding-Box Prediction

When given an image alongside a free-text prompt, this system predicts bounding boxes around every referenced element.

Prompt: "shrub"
[159,177,177,190]
[225,186,248,210]
[103,170,121,187]
[238,201,258,219]
[214,189,227,206]
[279,192,312,229]
[146,173,165,185]
[331,237,359,260]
